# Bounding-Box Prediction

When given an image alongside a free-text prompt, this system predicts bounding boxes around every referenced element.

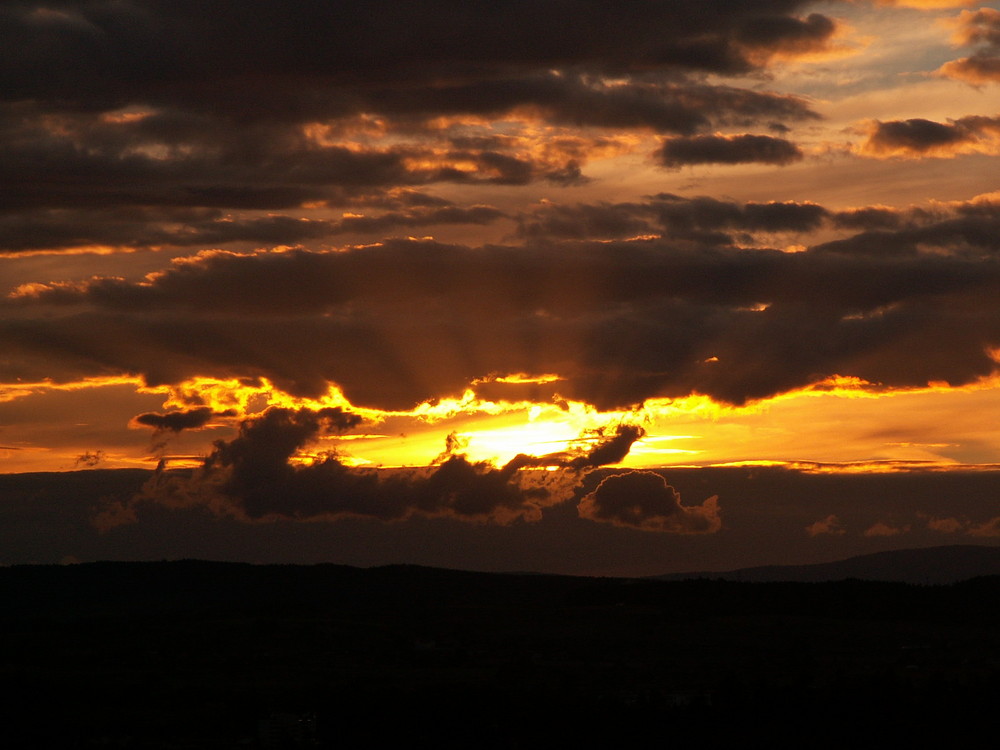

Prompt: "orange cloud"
[938,8,1000,84]
[877,1,977,8]
[968,516,1000,537]
[924,515,966,533]
[806,514,845,536]
[863,521,911,537]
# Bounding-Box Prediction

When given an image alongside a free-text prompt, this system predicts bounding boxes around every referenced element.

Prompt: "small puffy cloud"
[577,470,721,533]
[938,8,1000,84]
[132,407,217,433]
[968,516,1000,537]
[940,51,1000,85]
[859,116,1000,158]
[73,450,104,468]
[863,521,911,537]
[806,514,844,536]
[657,134,803,167]
[572,425,646,469]
[924,515,966,533]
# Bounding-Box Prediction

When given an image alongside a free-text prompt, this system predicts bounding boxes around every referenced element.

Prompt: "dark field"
[4,561,1000,747]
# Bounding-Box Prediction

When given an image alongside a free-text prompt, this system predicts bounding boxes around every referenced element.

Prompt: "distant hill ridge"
[652,544,1000,585]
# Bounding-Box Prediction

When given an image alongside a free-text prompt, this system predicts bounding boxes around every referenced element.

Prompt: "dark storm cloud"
[656,134,804,167]
[862,115,1000,157]
[577,470,721,533]
[126,408,645,524]
[7,205,1000,411]
[938,8,1000,84]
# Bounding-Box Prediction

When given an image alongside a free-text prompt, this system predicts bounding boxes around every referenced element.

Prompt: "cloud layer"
[0,1,838,254]
[8,188,1000,412]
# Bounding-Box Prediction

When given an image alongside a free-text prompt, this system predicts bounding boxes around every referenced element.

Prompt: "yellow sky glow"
[5,370,1000,474]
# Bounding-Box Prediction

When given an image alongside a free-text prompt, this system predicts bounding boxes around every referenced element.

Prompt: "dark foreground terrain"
[4,561,1000,748]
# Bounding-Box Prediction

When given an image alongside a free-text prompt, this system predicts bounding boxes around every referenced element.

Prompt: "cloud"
[863,521,911,537]
[6,204,1000,411]
[0,203,512,254]
[0,0,836,261]
[577,470,721,533]
[572,424,646,469]
[115,408,647,526]
[1,2,838,103]
[505,424,647,472]
[859,116,1000,158]
[805,514,844,536]
[876,1,977,8]
[938,8,1000,84]
[656,134,803,167]
[517,194,827,243]
[811,212,1000,255]
[924,515,966,533]
[968,516,1000,537]
[831,206,904,231]
[132,407,218,433]
[73,450,104,469]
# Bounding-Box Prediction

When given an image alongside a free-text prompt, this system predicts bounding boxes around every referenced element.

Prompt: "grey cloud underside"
[7,208,1000,409]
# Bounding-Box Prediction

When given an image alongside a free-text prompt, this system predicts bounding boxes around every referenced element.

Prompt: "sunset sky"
[4,0,1000,574]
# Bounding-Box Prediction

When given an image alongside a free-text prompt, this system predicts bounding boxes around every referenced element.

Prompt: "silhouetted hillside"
[3,560,1000,747]
[653,544,1000,584]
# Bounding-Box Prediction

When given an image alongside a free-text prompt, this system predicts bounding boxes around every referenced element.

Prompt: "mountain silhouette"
[652,544,1000,584]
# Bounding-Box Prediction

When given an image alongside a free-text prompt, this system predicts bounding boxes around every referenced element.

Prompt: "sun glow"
[6,364,1000,474]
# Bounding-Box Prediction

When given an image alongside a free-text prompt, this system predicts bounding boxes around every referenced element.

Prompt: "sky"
[3,0,1000,574]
